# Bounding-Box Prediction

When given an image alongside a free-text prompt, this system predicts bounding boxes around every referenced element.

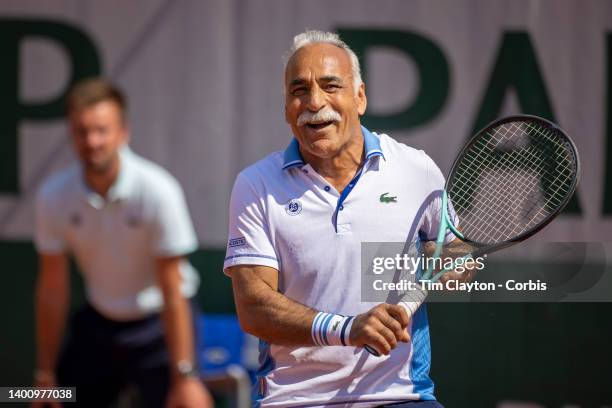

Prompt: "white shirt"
[224,127,454,407]
[35,147,199,320]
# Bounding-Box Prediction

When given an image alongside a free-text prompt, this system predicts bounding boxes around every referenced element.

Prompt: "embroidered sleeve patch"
[228,237,246,248]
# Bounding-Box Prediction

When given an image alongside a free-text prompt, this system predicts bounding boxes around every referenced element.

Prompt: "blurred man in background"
[33,78,212,408]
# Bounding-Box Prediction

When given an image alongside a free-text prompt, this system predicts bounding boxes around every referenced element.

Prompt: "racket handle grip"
[400,285,428,315]
[400,300,422,316]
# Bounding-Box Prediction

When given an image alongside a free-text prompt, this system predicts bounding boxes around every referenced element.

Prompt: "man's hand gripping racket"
[365,115,581,356]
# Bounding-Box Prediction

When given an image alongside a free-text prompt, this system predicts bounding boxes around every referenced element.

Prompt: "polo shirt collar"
[282,125,385,170]
[282,138,303,170]
[80,145,134,208]
[362,126,384,160]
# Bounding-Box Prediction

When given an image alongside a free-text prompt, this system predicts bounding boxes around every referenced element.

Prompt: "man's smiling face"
[284,43,367,160]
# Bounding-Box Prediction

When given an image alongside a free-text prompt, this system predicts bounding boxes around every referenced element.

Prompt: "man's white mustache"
[297,109,341,127]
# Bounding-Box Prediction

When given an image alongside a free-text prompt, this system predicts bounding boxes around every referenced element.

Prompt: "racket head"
[445,114,580,248]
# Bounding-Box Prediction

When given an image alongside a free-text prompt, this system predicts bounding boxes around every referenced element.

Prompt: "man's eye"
[291,88,306,96]
[325,84,341,91]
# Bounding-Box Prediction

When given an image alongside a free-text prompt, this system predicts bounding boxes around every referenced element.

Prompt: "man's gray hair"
[284,30,363,92]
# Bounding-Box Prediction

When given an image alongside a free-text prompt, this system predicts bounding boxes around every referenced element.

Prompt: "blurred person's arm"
[147,168,209,407]
[157,256,212,408]
[33,182,70,394]
[34,253,70,391]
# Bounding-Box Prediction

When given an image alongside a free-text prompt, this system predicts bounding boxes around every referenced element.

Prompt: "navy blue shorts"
[56,302,201,408]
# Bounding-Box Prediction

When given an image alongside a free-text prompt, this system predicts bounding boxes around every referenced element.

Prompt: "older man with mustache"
[224,30,454,408]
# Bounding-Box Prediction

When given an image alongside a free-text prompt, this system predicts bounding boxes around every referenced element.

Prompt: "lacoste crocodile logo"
[379,192,397,203]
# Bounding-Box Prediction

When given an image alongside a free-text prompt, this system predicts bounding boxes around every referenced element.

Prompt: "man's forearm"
[160,293,196,381]
[35,279,69,374]
[232,271,317,346]
[230,266,410,355]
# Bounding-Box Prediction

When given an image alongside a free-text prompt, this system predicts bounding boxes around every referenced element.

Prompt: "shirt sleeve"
[223,172,279,273]
[419,151,459,244]
[152,178,198,257]
[34,186,65,254]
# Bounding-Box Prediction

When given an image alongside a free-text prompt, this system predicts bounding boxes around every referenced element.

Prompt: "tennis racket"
[365,114,580,356]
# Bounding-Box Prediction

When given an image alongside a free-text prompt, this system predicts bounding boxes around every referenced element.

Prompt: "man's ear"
[357,82,367,116]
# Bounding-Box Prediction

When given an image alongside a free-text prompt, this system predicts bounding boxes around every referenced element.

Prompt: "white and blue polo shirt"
[224,127,452,407]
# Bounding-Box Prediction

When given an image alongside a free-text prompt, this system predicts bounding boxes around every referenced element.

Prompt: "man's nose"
[84,131,102,148]
[305,87,326,111]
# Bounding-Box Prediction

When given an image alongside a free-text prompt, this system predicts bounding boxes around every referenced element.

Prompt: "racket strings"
[462,127,572,241]
[455,136,571,239]
[454,123,574,242]
[452,146,545,238]
[448,119,577,244]
[514,124,575,227]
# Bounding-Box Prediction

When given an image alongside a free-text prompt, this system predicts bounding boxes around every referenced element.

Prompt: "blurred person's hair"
[65,78,127,120]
